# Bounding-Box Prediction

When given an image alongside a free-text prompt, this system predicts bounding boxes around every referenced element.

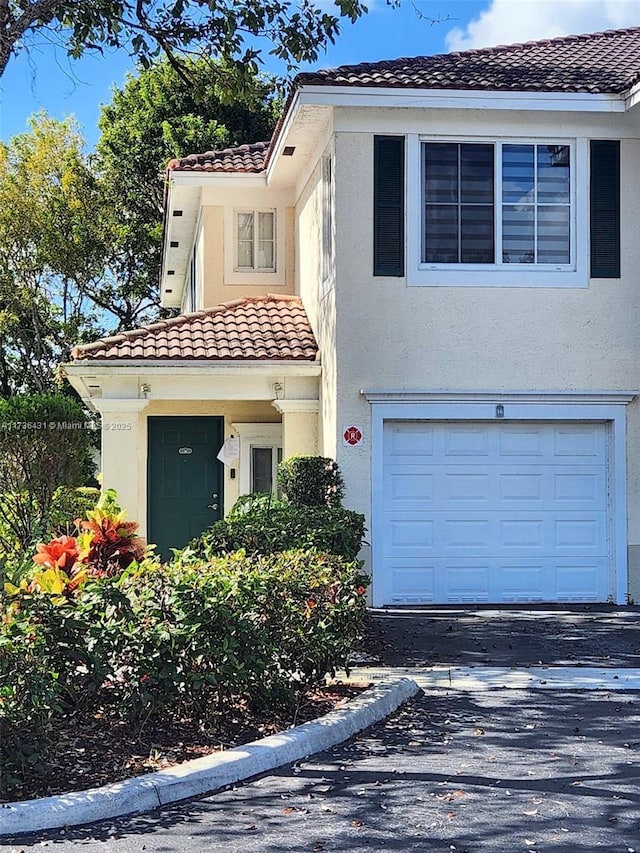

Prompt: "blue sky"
[1,0,639,149]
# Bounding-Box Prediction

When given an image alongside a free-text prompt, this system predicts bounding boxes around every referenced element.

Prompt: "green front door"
[148,417,224,560]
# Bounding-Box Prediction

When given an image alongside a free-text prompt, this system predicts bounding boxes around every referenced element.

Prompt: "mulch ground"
[2,684,364,803]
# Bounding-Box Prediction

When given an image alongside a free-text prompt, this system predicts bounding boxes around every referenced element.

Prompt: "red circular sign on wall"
[343,426,363,446]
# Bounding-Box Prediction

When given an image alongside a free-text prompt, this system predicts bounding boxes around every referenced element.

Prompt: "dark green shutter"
[374,135,405,276]
[590,140,620,278]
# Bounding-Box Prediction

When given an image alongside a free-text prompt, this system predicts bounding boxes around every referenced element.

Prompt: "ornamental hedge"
[192,493,366,562]
[0,549,368,797]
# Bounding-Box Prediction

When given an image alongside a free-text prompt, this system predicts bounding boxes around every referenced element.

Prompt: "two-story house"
[66,26,640,607]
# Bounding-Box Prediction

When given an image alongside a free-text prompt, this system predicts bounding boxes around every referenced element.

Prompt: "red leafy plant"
[76,489,145,575]
[27,490,145,596]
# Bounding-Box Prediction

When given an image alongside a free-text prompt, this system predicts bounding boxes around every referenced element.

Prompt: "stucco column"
[90,399,149,533]
[272,400,320,458]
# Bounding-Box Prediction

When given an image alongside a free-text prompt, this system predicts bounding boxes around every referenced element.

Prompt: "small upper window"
[236,210,275,272]
[422,141,572,269]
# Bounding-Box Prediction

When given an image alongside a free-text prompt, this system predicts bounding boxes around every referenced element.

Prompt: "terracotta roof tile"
[295,26,640,94]
[167,141,269,174]
[71,295,318,362]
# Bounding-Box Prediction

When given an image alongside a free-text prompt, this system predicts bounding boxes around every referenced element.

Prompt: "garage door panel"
[499,519,545,548]
[554,517,605,550]
[385,469,434,507]
[444,563,491,602]
[555,560,608,602]
[554,426,605,460]
[387,516,435,550]
[443,472,491,503]
[387,561,436,603]
[554,469,605,506]
[380,421,611,604]
[444,425,491,457]
[444,519,491,550]
[499,472,545,503]
[499,427,545,457]
[386,424,435,457]
[499,563,546,602]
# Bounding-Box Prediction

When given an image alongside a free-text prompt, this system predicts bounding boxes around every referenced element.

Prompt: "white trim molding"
[297,86,626,114]
[364,390,635,607]
[271,399,320,414]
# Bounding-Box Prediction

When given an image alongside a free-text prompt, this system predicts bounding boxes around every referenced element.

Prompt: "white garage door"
[380,421,611,605]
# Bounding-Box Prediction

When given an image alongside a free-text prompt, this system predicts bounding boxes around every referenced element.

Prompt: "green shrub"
[192,494,365,561]
[0,395,95,549]
[46,486,101,537]
[0,550,368,797]
[278,455,344,507]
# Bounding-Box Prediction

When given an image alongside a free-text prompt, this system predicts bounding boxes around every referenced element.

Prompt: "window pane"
[258,211,274,240]
[257,240,274,269]
[237,240,254,268]
[537,205,570,264]
[537,145,570,203]
[460,205,494,263]
[460,144,494,204]
[424,143,458,203]
[237,212,254,241]
[251,447,273,494]
[424,204,458,262]
[502,205,535,263]
[502,144,534,204]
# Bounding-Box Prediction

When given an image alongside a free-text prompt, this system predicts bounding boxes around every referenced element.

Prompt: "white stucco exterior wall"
[296,149,337,458]
[324,108,640,599]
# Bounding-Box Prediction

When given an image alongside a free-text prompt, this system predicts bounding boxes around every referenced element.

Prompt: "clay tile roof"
[167,141,269,174]
[294,26,640,95]
[71,295,318,362]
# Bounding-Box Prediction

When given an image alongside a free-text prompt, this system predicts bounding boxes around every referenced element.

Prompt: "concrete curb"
[344,665,640,692]
[0,677,420,838]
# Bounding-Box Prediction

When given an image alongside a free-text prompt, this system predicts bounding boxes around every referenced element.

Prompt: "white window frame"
[235,209,276,272]
[223,208,286,286]
[321,151,335,295]
[406,134,589,288]
[232,423,283,496]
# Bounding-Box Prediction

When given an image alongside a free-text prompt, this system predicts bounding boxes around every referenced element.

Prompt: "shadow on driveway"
[361,605,640,668]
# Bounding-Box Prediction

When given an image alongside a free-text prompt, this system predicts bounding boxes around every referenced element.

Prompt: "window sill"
[408,265,588,288]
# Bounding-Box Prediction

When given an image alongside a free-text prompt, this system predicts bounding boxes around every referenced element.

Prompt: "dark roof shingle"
[166,27,640,176]
[295,26,640,94]
[71,295,318,362]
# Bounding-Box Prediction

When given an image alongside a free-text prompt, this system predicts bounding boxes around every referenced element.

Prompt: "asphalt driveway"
[362,606,640,668]
[6,687,640,852]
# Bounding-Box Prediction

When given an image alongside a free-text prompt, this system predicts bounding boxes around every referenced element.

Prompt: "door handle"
[209,503,219,511]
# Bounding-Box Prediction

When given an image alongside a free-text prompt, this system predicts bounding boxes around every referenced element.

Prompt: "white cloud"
[446,0,640,52]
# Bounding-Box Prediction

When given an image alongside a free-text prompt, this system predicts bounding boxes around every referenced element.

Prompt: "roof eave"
[64,360,321,376]
[293,84,627,112]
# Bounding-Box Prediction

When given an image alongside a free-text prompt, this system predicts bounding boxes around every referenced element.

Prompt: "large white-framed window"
[407,135,588,288]
[232,423,283,496]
